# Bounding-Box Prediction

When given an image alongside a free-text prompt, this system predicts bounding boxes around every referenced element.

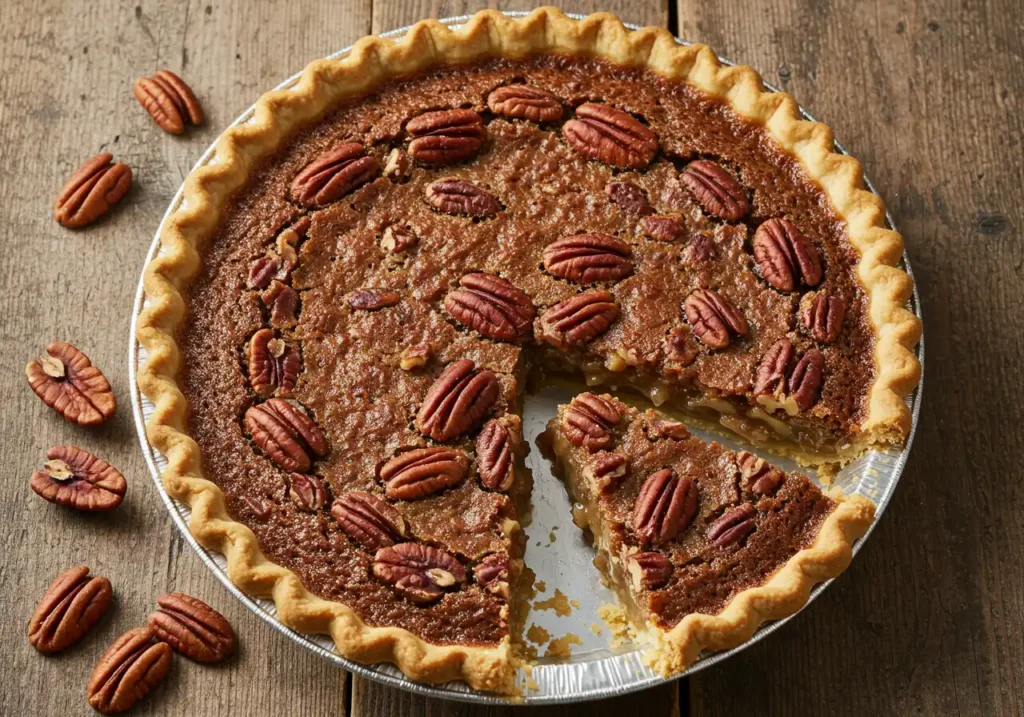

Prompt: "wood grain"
[0,0,1020,715]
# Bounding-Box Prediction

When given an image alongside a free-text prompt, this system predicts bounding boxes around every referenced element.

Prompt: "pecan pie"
[137,9,920,692]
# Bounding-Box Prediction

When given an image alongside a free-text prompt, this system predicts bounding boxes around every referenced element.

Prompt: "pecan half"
[640,214,686,242]
[332,491,409,550]
[606,181,653,216]
[381,224,417,253]
[290,143,379,207]
[474,553,510,598]
[373,543,467,604]
[633,469,698,546]
[242,496,273,520]
[539,290,620,348]
[31,446,126,511]
[261,280,299,329]
[562,103,658,169]
[348,288,401,311]
[683,234,715,264]
[801,292,847,343]
[407,109,486,165]
[399,343,431,371]
[244,398,327,473]
[147,593,235,663]
[680,160,749,221]
[26,342,115,426]
[87,627,172,715]
[29,566,112,654]
[584,451,628,491]
[753,337,794,397]
[476,420,516,491]
[288,473,328,511]
[444,272,535,342]
[383,148,413,181]
[416,360,499,441]
[562,393,620,452]
[684,289,748,349]
[643,409,691,440]
[53,153,132,228]
[753,218,822,292]
[543,234,633,284]
[736,451,783,495]
[247,329,301,398]
[425,178,501,217]
[380,447,469,500]
[488,85,563,122]
[134,70,203,134]
[249,218,310,289]
[789,348,825,411]
[708,503,757,547]
[627,552,673,591]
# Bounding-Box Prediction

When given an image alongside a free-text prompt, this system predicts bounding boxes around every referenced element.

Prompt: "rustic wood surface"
[1,0,1020,715]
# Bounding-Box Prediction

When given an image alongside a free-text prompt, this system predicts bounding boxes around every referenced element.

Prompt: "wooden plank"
[675,0,1024,715]
[0,0,370,715]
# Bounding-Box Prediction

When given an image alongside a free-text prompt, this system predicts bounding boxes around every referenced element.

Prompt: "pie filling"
[176,50,893,685]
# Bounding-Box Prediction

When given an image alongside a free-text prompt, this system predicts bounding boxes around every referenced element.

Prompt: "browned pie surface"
[179,54,873,646]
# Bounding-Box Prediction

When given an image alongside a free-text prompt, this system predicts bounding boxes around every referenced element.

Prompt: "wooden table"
[3,0,1021,714]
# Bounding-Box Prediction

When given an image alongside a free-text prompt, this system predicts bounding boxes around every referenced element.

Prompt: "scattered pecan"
[562,393,620,452]
[26,342,115,426]
[249,255,281,290]
[288,473,328,511]
[474,553,510,598]
[627,551,673,591]
[134,70,203,134]
[261,280,299,329]
[664,326,699,366]
[383,148,412,181]
[348,288,401,311]
[801,292,846,343]
[543,233,634,284]
[708,503,757,547]
[380,446,469,500]
[444,272,535,342]
[242,495,273,520]
[332,491,409,550]
[789,348,825,411]
[247,329,301,398]
[53,153,132,228]
[736,452,783,495]
[476,420,516,491]
[28,566,112,654]
[248,217,311,289]
[753,218,822,292]
[290,143,379,207]
[562,103,658,169]
[639,214,686,242]
[381,224,417,253]
[753,337,794,397]
[539,290,620,348]
[373,542,467,605]
[684,289,748,349]
[147,593,235,663]
[407,109,486,165]
[643,409,690,440]
[487,85,563,123]
[683,234,715,264]
[244,398,327,473]
[425,178,501,217]
[633,469,698,546]
[86,627,172,715]
[584,451,628,491]
[680,160,749,221]
[606,181,653,216]
[31,446,126,511]
[399,343,431,371]
[416,360,499,442]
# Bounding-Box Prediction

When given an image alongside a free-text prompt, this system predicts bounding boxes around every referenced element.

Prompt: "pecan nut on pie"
[137,8,920,692]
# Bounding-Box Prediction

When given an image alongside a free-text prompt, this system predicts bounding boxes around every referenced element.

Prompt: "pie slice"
[136,8,920,694]
[544,392,874,673]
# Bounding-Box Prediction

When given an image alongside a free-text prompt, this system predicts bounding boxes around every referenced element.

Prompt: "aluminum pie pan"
[128,12,924,706]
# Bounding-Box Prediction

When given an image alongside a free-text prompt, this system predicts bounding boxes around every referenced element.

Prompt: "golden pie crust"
[136,7,920,692]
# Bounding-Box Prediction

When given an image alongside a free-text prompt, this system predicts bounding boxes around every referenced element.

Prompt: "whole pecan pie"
[137,9,920,693]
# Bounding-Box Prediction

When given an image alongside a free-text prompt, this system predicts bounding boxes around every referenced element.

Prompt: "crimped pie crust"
[136,7,921,692]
